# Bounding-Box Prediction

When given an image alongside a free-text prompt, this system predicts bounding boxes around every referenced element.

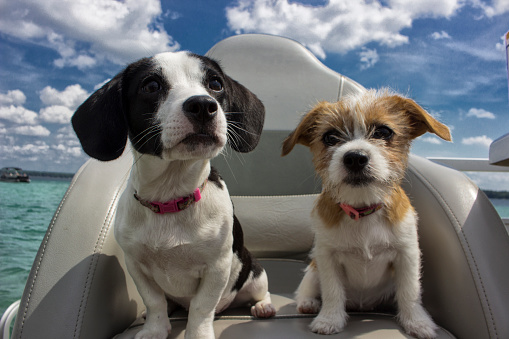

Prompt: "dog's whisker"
[227,124,251,148]
[225,128,248,166]
[226,127,242,150]
[131,126,162,149]
[234,149,247,166]
[227,121,259,136]
[130,125,161,144]
[218,151,240,184]
[135,129,163,151]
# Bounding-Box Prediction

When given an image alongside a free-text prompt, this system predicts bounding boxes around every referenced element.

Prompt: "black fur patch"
[231,214,263,291]
[122,58,168,157]
[208,166,224,190]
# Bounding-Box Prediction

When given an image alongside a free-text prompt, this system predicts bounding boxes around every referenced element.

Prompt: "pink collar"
[339,202,383,221]
[134,180,207,214]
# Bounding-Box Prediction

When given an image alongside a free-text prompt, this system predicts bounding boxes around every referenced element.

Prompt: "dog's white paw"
[297,297,321,314]
[251,301,276,318]
[135,322,171,339]
[310,313,347,335]
[398,305,438,339]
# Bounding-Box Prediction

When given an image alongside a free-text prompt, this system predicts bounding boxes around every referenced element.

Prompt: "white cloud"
[226,0,465,58]
[164,10,182,20]
[39,84,89,110]
[420,136,443,144]
[11,125,51,137]
[466,108,496,119]
[55,125,77,139]
[39,105,73,124]
[38,84,89,123]
[0,90,27,106]
[0,85,88,128]
[0,105,38,125]
[359,48,379,69]
[0,0,180,68]
[445,40,506,61]
[476,0,509,17]
[495,34,506,52]
[52,144,83,157]
[0,142,50,156]
[388,0,462,18]
[431,31,451,40]
[55,54,97,70]
[461,135,493,147]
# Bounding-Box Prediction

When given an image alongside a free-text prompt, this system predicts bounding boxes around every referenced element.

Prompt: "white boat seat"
[10,34,509,339]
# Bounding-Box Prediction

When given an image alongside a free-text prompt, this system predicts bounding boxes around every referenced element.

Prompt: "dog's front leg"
[184,251,232,339]
[394,230,437,339]
[125,258,171,339]
[310,249,348,335]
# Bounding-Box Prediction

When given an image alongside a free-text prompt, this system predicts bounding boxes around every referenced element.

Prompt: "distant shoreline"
[25,170,74,180]
[483,190,509,200]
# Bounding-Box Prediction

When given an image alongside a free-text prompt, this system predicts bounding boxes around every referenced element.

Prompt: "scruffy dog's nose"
[183,95,218,123]
[343,151,369,172]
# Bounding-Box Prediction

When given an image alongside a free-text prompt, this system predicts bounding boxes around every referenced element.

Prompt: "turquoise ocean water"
[1,179,509,315]
[0,179,70,315]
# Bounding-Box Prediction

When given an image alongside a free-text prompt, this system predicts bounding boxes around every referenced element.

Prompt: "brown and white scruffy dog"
[282,89,451,338]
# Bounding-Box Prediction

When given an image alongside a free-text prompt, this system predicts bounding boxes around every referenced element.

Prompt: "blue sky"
[0,0,508,188]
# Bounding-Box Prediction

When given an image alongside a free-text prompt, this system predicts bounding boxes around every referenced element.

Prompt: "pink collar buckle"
[339,202,382,221]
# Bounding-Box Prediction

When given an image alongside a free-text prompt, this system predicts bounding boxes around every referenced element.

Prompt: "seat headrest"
[207,34,365,196]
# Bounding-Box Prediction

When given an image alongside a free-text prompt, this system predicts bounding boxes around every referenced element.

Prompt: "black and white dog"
[72,52,275,339]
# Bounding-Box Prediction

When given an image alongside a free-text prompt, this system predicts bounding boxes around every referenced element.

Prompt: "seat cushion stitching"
[72,182,124,338]
[17,162,86,338]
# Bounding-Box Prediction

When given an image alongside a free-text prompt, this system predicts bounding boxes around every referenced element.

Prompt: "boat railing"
[0,300,19,339]
[428,157,509,229]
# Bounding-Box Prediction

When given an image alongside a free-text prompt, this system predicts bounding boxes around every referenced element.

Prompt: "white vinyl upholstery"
[11,34,509,339]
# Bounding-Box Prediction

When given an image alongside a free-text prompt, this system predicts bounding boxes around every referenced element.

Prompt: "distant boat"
[0,167,30,183]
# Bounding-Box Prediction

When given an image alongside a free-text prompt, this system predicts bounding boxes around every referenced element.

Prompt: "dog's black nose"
[343,151,369,172]
[183,95,218,123]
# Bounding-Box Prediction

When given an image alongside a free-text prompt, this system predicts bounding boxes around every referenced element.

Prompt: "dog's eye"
[323,131,341,146]
[208,78,223,92]
[141,80,161,94]
[372,126,394,140]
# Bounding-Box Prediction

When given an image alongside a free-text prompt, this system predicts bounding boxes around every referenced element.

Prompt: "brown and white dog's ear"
[388,95,452,142]
[281,104,325,156]
[71,73,128,161]
[222,75,265,153]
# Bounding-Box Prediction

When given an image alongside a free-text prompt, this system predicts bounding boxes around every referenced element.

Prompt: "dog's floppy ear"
[390,96,452,141]
[223,76,265,153]
[282,103,325,156]
[71,73,128,161]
